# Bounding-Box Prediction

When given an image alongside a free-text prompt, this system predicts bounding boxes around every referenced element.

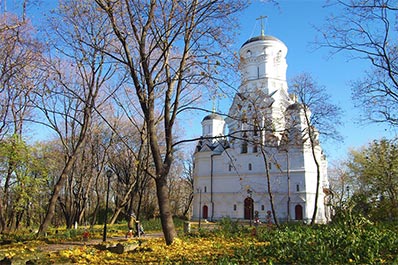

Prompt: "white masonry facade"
[192,33,331,224]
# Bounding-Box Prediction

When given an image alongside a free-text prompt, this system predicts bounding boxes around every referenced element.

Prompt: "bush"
[139,217,185,232]
[251,223,398,264]
[214,217,244,237]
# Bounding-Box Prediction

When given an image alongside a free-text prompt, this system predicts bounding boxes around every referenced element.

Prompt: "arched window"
[248,163,252,171]
[241,131,248,154]
[253,125,259,136]
[253,145,258,153]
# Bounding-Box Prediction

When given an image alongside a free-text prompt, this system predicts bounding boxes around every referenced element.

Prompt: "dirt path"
[37,232,164,253]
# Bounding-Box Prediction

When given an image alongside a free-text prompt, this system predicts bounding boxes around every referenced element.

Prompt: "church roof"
[241,35,283,48]
[202,113,224,122]
[286,102,302,111]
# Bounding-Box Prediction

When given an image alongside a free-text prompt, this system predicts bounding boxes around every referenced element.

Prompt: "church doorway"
[295,204,303,220]
[202,205,208,219]
[244,197,253,220]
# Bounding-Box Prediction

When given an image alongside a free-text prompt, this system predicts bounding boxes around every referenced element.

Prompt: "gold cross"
[256,15,268,36]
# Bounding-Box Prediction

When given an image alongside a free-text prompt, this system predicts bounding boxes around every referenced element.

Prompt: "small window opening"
[253,145,258,153]
[241,142,248,153]
[253,126,259,136]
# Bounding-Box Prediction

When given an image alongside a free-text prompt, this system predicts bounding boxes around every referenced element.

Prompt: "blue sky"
[6,0,396,163]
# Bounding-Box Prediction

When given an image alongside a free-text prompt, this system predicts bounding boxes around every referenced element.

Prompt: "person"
[126,213,136,238]
[253,210,261,236]
[139,223,145,235]
[254,211,261,227]
[266,210,273,225]
[135,220,145,237]
[83,229,90,242]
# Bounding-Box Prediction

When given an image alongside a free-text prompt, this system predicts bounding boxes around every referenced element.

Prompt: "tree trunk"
[38,158,75,235]
[309,131,321,225]
[183,193,193,218]
[156,176,177,245]
[261,148,279,227]
[136,191,144,220]
[110,206,123,225]
[91,179,101,227]
[0,200,5,233]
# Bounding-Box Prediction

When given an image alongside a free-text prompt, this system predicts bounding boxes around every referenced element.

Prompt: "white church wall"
[193,33,330,224]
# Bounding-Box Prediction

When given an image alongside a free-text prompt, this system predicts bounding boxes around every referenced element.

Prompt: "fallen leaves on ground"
[0,234,271,264]
[49,236,269,264]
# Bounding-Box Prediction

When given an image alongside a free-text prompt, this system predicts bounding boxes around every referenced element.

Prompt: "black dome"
[202,113,224,122]
[286,102,302,111]
[241,35,283,48]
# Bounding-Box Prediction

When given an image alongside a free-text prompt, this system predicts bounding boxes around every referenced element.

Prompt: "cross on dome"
[256,15,268,36]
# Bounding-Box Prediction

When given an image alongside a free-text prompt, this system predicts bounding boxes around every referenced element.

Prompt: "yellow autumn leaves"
[50,236,270,264]
[0,232,272,264]
[56,247,110,264]
[116,236,269,264]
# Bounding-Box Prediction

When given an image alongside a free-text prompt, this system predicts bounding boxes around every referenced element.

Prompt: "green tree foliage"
[0,135,49,232]
[346,138,398,221]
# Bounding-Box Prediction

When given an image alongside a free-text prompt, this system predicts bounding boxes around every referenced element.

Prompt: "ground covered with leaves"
[1,218,398,264]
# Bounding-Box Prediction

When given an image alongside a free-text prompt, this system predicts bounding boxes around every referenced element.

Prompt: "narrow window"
[253,145,258,153]
[253,126,259,136]
[261,205,265,211]
[241,142,248,153]
[229,164,232,171]
[204,186,207,193]
[234,204,237,211]
[257,66,260,78]
[248,163,252,171]
[268,162,272,169]
[296,184,300,192]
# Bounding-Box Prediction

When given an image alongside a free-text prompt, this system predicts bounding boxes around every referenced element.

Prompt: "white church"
[192,30,331,224]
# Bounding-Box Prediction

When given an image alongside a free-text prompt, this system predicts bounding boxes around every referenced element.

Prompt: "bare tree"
[320,0,398,126]
[35,0,117,235]
[94,0,246,245]
[290,73,342,224]
[107,122,153,224]
[328,160,350,214]
[181,155,194,219]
